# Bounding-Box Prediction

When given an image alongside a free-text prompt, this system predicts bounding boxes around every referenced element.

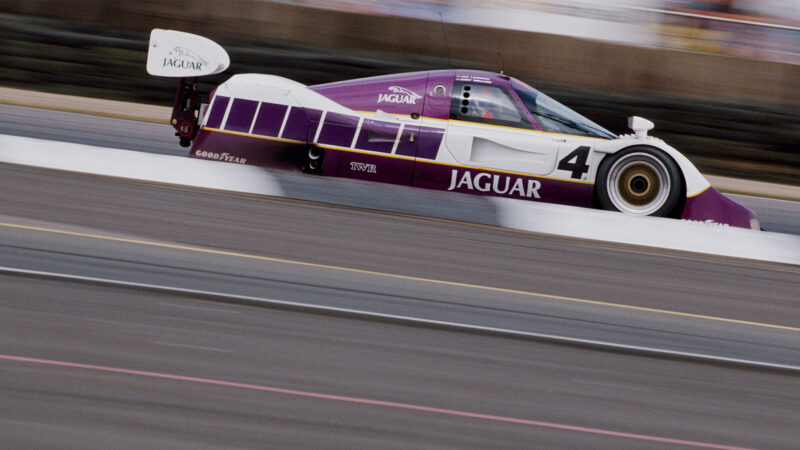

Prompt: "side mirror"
[628,116,654,138]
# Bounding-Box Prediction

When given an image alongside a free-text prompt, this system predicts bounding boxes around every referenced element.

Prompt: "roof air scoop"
[628,116,654,139]
[146,29,230,77]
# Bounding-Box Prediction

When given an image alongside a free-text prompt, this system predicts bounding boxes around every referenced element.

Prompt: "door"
[445,81,562,176]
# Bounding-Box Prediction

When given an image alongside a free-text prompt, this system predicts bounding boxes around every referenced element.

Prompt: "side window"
[450,82,530,129]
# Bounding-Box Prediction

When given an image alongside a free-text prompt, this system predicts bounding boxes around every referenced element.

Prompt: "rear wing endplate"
[146,29,229,77]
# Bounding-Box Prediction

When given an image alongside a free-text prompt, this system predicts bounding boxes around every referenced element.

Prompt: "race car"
[147,29,759,230]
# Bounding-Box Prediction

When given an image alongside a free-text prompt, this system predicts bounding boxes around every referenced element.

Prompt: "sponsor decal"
[350,161,377,173]
[162,46,207,71]
[377,86,422,105]
[455,75,492,84]
[680,219,730,227]
[195,150,246,164]
[447,169,541,199]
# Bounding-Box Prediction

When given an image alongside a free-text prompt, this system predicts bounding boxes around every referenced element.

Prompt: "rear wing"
[147,29,230,147]
[146,29,229,77]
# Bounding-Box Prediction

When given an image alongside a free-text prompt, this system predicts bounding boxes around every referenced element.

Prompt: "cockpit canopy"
[510,78,615,139]
[445,74,616,139]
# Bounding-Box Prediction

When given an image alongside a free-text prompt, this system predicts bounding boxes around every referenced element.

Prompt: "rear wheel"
[595,147,683,217]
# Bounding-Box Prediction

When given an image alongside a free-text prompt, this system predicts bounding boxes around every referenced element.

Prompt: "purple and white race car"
[147,29,759,230]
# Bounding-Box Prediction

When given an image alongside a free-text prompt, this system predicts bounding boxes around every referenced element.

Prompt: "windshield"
[512,79,615,139]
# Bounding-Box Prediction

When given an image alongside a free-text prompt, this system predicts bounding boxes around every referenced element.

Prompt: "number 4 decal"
[557,146,591,179]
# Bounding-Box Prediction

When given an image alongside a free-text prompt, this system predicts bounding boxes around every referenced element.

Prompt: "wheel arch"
[593,144,687,218]
[593,138,709,197]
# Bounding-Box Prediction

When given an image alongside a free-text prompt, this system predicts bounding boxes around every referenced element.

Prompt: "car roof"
[310,69,513,89]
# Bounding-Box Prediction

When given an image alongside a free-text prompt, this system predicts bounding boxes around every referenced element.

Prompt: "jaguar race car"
[147,29,759,230]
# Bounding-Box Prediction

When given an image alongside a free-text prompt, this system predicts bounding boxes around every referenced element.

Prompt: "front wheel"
[595,147,683,217]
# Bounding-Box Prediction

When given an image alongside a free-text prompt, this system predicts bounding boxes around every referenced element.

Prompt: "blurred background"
[285,0,800,64]
[0,0,798,185]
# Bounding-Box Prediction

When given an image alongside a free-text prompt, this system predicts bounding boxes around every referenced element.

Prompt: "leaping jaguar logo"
[378,86,422,105]
[173,46,208,66]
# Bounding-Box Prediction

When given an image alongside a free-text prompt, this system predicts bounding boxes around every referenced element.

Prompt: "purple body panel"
[354,119,401,153]
[329,149,414,186]
[282,107,310,142]
[191,129,304,170]
[416,126,445,160]
[311,72,429,116]
[252,102,288,137]
[681,187,757,228]
[395,125,419,158]
[413,162,594,207]
[306,109,324,143]
[225,98,259,133]
[421,72,455,120]
[205,95,229,129]
[317,112,359,147]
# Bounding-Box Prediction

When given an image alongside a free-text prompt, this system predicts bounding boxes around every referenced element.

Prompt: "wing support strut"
[171,77,201,147]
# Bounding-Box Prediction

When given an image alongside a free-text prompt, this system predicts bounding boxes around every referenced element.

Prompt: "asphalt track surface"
[0,105,799,448]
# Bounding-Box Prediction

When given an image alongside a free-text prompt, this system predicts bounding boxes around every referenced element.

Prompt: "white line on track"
[3,265,799,374]
[159,302,242,314]
[149,341,231,353]
[0,353,753,449]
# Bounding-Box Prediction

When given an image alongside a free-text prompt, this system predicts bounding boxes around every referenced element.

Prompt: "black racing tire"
[595,146,683,217]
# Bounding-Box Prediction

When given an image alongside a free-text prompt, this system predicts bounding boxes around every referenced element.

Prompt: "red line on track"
[1,353,751,449]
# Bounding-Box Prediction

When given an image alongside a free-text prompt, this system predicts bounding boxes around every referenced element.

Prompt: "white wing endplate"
[146,29,230,77]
